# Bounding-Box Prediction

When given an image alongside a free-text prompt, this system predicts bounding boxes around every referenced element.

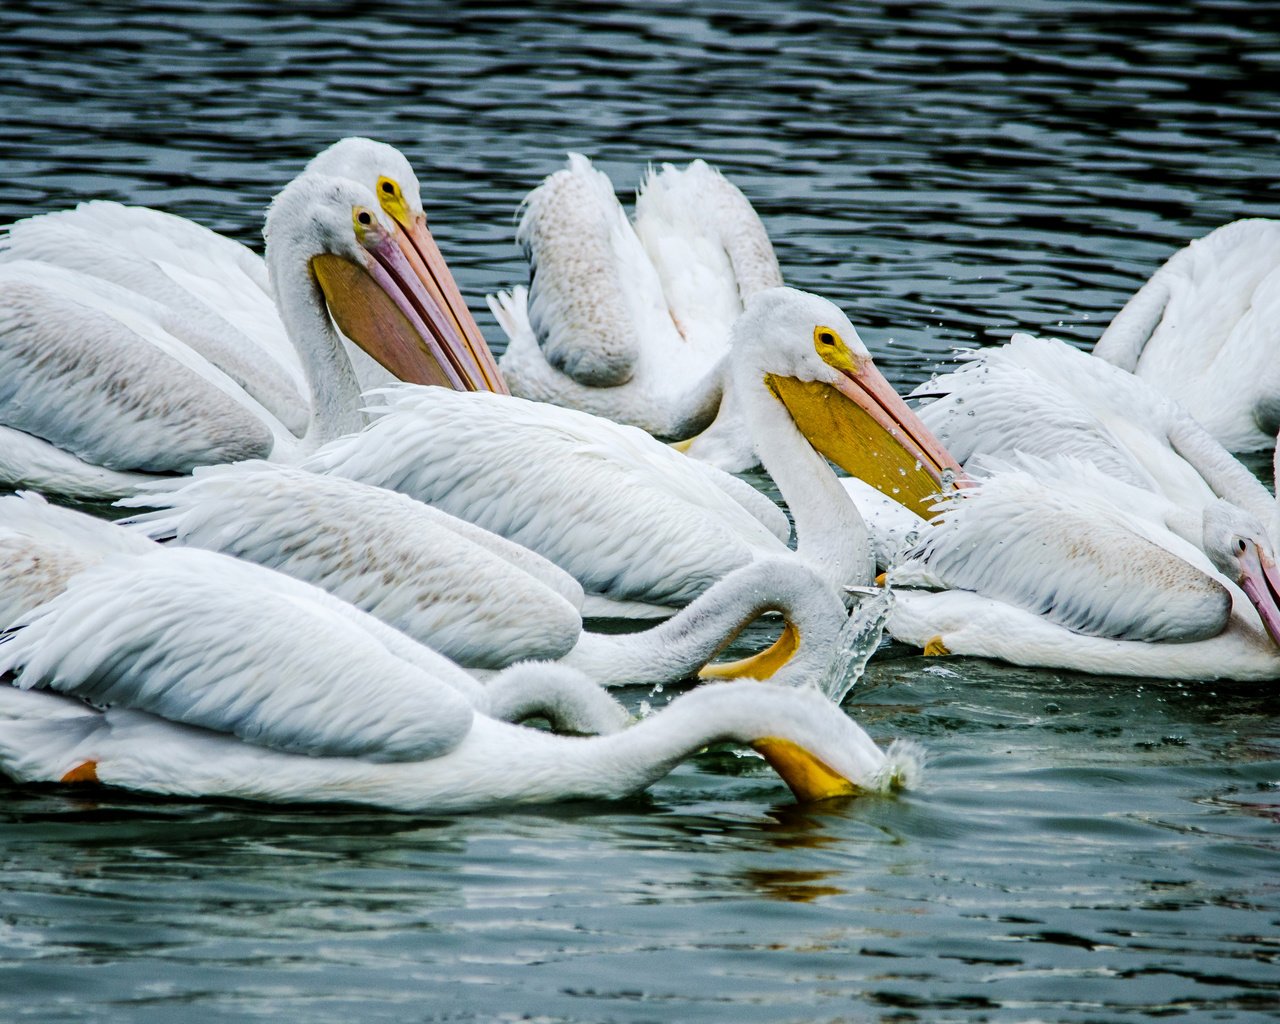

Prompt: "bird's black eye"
[381,181,395,194]
[818,330,836,346]
[357,211,373,225]
[1238,538,1248,553]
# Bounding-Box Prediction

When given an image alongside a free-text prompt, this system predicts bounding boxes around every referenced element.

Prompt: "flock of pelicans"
[0,137,1277,814]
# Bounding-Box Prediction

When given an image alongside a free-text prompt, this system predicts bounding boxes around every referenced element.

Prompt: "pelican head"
[732,287,963,518]
[306,138,507,393]
[266,173,499,392]
[1202,500,1280,648]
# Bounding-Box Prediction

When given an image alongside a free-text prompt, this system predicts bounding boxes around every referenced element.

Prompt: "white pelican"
[912,333,1277,539]
[490,154,782,472]
[0,494,628,736]
[118,462,871,689]
[0,679,917,812]
[0,137,505,411]
[0,170,499,499]
[1091,219,1280,452]
[0,536,919,811]
[305,287,962,617]
[877,457,1280,681]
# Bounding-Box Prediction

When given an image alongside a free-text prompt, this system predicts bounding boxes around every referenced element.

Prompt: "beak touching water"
[751,736,861,801]
[310,208,508,393]
[765,357,965,519]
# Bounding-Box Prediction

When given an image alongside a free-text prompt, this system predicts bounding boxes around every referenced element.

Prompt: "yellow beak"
[751,737,860,801]
[766,360,965,519]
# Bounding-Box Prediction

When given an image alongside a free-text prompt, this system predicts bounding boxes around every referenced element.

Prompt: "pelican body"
[0,500,917,812]
[868,457,1280,681]
[1092,218,1280,452]
[304,288,961,619]
[492,155,784,472]
[0,139,505,499]
[120,462,859,688]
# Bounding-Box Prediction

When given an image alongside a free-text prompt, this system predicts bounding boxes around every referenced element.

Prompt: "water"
[1,1,1278,1020]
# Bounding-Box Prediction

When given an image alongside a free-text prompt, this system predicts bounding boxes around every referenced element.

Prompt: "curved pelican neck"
[453,682,882,806]
[267,233,366,448]
[735,368,874,588]
[1168,415,1276,528]
[564,558,844,687]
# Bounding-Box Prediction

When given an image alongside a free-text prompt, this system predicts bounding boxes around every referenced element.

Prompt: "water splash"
[819,584,894,705]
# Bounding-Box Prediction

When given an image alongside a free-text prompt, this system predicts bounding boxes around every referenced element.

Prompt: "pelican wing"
[0,493,160,626]
[634,158,782,348]
[915,344,1157,489]
[901,466,1232,643]
[918,334,1275,524]
[517,154,682,387]
[1,203,308,433]
[120,463,584,669]
[307,386,788,607]
[0,262,279,474]
[1094,219,1280,450]
[1,491,155,557]
[0,548,474,762]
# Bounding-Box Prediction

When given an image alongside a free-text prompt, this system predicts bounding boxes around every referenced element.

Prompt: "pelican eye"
[1238,538,1248,553]
[356,210,373,226]
[812,323,859,373]
[381,181,396,195]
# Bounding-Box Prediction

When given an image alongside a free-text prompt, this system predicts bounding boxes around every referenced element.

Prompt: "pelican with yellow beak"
[0,677,916,813]
[0,528,920,812]
[306,287,963,617]
[305,137,507,395]
[0,168,501,499]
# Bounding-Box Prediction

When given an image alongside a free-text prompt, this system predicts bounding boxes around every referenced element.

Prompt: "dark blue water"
[1,2,1278,1021]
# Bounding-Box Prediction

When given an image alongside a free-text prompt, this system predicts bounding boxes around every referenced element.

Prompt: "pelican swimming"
[911,333,1276,543]
[0,150,502,499]
[0,137,504,404]
[490,154,782,472]
[0,517,919,811]
[1091,218,1280,452]
[119,462,873,691]
[0,677,917,812]
[865,455,1280,680]
[304,287,962,617]
[0,493,629,736]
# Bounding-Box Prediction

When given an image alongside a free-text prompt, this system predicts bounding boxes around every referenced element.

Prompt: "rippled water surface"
[2,1,1279,1021]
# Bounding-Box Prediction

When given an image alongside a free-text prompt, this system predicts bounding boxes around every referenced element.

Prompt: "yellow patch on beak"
[751,737,860,801]
[698,623,799,680]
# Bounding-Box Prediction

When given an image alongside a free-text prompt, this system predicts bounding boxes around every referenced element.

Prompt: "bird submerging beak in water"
[0,497,921,812]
